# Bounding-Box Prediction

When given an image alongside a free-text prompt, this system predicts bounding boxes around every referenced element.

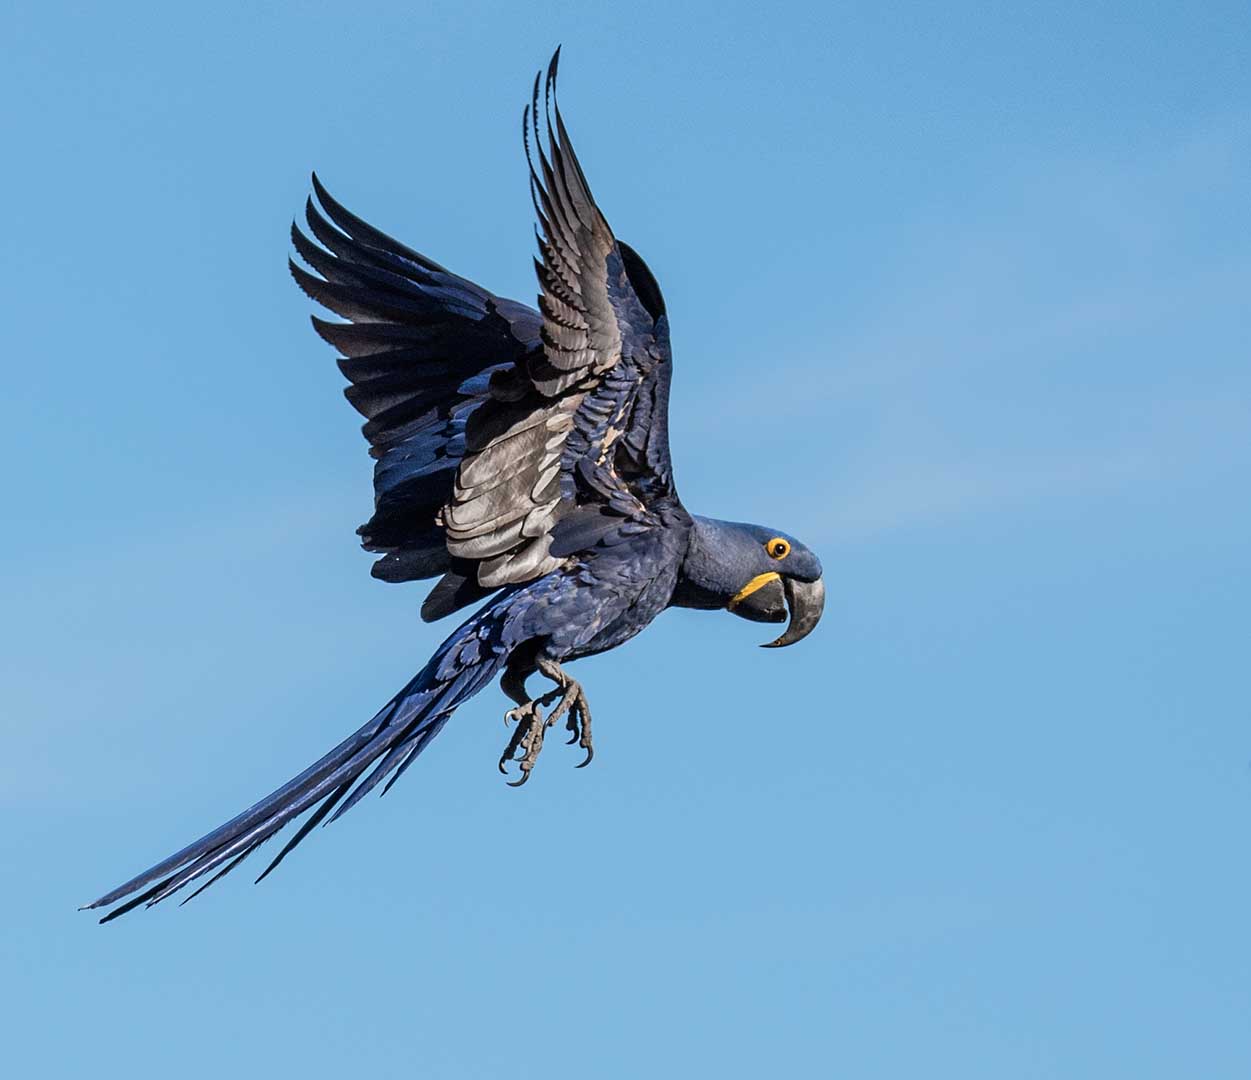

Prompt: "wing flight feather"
[291,49,678,618]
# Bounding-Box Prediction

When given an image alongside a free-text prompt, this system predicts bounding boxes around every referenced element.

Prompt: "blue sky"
[3,1,1249,1076]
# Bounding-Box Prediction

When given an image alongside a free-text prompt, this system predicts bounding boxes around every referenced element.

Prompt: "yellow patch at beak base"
[727,571,781,611]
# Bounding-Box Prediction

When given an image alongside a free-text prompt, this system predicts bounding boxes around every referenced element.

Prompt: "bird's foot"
[496,659,595,786]
[498,699,552,787]
[537,659,594,769]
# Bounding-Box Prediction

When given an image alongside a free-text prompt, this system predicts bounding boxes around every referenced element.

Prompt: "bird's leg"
[498,666,565,786]
[535,657,594,769]
[496,661,593,786]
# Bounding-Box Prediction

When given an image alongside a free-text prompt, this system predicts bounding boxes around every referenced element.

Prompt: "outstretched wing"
[442,50,678,582]
[289,176,542,614]
[291,49,677,620]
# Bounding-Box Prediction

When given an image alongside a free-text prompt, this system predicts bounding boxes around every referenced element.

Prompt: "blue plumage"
[85,49,824,922]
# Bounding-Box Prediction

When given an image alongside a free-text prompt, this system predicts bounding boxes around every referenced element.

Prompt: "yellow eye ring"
[766,537,791,560]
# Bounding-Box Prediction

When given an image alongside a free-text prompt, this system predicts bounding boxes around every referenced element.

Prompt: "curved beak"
[761,575,825,648]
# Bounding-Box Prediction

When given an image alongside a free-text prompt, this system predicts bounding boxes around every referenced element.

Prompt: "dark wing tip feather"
[287,256,315,297]
[544,47,559,116]
[309,174,452,276]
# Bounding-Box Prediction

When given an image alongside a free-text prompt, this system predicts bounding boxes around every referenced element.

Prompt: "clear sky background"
[3,1,1249,1076]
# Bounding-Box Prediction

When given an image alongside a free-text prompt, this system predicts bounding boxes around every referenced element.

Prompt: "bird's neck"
[670,515,749,610]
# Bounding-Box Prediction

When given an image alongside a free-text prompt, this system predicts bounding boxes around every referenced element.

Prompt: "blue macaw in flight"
[85,50,825,922]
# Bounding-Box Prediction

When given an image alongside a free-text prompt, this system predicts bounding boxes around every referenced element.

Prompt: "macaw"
[85,50,824,923]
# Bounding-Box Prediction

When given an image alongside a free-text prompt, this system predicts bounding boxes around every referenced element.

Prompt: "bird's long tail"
[83,602,511,923]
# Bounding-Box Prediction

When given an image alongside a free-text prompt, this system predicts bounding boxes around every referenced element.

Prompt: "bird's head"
[673,516,825,647]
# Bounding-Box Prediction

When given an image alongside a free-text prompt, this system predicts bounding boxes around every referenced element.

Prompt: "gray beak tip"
[762,575,825,648]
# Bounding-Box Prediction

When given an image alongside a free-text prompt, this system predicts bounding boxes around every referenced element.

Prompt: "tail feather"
[84,610,509,923]
[327,659,500,825]
[253,780,353,886]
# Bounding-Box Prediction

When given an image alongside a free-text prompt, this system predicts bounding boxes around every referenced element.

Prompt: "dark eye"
[766,538,791,560]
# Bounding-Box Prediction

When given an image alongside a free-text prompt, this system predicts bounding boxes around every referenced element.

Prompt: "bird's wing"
[442,50,677,588]
[291,49,676,622]
[290,175,543,594]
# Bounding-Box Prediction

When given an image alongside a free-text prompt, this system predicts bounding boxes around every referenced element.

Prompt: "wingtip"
[310,171,332,209]
[286,256,307,290]
[545,47,560,102]
[289,218,314,260]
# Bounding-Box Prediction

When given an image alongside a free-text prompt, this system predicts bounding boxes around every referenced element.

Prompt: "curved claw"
[576,746,594,769]
[506,769,531,788]
[497,757,510,775]
[564,703,583,745]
